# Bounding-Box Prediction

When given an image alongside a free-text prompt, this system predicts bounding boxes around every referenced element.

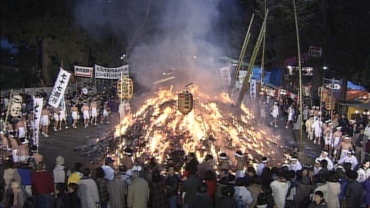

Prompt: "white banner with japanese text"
[250,79,257,100]
[219,66,231,88]
[95,64,129,79]
[74,65,93,78]
[48,68,71,108]
[33,97,43,146]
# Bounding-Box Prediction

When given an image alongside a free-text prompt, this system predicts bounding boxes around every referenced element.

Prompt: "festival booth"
[340,90,370,119]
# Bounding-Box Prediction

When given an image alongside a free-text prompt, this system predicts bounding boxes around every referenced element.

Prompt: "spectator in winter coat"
[54,183,70,208]
[67,183,81,208]
[308,191,328,208]
[31,162,54,208]
[234,177,253,208]
[107,170,127,208]
[149,169,168,208]
[261,185,274,208]
[127,170,150,208]
[190,182,213,208]
[95,167,109,208]
[345,170,365,208]
[181,169,201,208]
[165,165,179,208]
[53,156,71,184]
[270,170,289,208]
[78,168,100,208]
[204,170,217,204]
[364,174,370,208]
[215,186,238,208]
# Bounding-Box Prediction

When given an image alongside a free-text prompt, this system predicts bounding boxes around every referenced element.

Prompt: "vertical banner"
[33,97,43,147]
[250,79,257,100]
[48,68,71,108]
[10,95,23,117]
[219,66,231,88]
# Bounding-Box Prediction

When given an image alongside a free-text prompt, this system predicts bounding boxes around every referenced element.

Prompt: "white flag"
[48,68,71,108]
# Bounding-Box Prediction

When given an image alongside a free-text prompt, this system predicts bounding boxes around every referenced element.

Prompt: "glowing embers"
[114,86,286,165]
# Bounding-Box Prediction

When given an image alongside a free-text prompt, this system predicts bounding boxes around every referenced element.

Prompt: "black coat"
[215,197,238,208]
[345,180,365,208]
[190,192,213,208]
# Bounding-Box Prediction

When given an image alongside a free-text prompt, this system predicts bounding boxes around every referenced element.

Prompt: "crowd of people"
[1,87,370,208]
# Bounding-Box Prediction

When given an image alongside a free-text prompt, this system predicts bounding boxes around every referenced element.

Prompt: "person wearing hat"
[308,190,328,208]
[270,102,279,127]
[289,156,302,172]
[102,157,115,181]
[234,150,246,178]
[338,149,358,170]
[323,130,333,155]
[70,103,79,128]
[122,148,134,170]
[127,170,150,208]
[10,181,27,207]
[68,162,83,184]
[313,158,322,175]
[107,170,127,208]
[53,156,71,185]
[256,156,269,176]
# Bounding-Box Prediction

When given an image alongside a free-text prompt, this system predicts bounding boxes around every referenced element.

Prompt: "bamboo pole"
[293,0,303,152]
[4,90,13,130]
[260,0,267,86]
[236,10,269,107]
[228,14,255,96]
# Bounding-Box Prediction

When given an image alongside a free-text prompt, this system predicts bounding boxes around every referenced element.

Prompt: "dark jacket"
[308,201,328,208]
[185,159,199,174]
[215,197,238,208]
[165,174,179,197]
[190,192,213,208]
[150,180,168,208]
[181,175,201,205]
[54,192,70,208]
[95,178,109,203]
[345,180,365,208]
[68,191,81,208]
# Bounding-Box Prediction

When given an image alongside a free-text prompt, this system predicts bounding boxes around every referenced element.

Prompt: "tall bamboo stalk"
[236,10,269,107]
[228,14,255,95]
[293,0,303,152]
[260,0,267,86]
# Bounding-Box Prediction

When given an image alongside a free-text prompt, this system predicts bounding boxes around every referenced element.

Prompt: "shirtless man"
[30,146,43,165]
[122,148,134,170]
[71,104,79,128]
[81,102,90,128]
[58,107,68,130]
[101,102,110,124]
[234,150,246,178]
[0,131,9,150]
[15,117,27,139]
[305,116,314,141]
[17,138,30,163]
[53,107,60,132]
[218,152,231,172]
[41,106,51,137]
[332,126,343,158]
[10,135,19,162]
[338,136,353,160]
[90,100,98,125]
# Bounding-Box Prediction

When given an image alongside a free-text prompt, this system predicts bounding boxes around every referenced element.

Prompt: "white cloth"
[289,161,302,172]
[235,170,245,178]
[287,107,295,121]
[333,136,341,148]
[53,113,60,121]
[312,120,322,138]
[59,110,66,120]
[234,186,254,208]
[78,177,100,208]
[72,111,78,120]
[41,115,49,126]
[357,168,370,183]
[103,109,109,117]
[91,108,97,117]
[101,165,114,181]
[338,156,358,170]
[18,127,26,138]
[270,180,289,208]
[271,105,279,118]
[12,149,19,163]
[317,156,334,170]
[324,133,333,145]
[83,110,89,119]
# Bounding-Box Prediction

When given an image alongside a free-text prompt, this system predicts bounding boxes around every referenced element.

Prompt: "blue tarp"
[347,81,365,90]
